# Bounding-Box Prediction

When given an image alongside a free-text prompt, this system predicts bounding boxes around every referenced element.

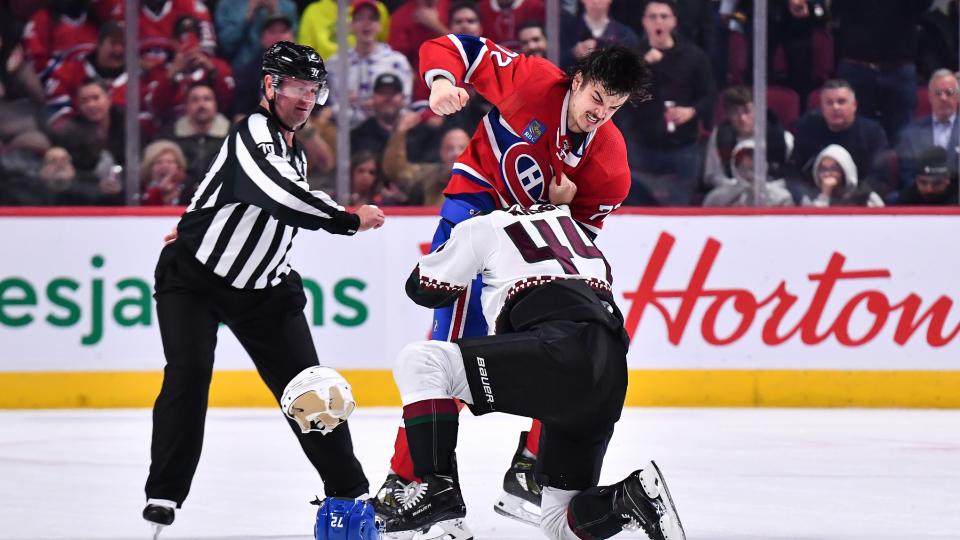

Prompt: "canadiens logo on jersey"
[501,143,551,206]
[522,119,545,144]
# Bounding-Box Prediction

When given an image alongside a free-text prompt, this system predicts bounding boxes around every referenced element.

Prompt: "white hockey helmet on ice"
[280,366,356,435]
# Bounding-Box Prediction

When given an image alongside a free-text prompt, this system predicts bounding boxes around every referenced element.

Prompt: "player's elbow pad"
[405,268,461,308]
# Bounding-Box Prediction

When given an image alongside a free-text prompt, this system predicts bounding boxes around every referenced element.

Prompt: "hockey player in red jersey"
[372,33,650,534]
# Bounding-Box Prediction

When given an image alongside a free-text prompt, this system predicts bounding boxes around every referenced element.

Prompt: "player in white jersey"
[383,204,686,540]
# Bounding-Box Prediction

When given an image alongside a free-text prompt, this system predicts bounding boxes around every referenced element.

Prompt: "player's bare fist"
[549,173,577,205]
[429,78,469,116]
[356,205,385,231]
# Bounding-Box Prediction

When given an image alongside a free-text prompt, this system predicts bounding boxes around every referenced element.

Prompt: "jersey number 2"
[490,44,519,67]
[504,217,609,280]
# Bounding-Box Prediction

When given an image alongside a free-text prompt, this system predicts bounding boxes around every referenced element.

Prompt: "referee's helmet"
[262,41,329,105]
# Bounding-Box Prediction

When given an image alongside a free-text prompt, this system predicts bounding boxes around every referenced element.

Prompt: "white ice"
[1,407,958,540]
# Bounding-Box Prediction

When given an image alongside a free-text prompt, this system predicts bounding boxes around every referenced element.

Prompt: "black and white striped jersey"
[174,107,360,290]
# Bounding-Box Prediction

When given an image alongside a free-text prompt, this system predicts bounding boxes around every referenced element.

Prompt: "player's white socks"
[540,486,581,540]
[394,340,473,405]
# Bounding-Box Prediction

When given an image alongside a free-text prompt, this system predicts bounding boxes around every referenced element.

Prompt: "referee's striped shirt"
[175,107,360,290]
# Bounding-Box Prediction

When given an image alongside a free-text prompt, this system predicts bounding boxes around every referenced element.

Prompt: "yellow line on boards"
[0,369,957,409]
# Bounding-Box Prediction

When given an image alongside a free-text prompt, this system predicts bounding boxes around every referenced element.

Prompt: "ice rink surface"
[1,407,958,540]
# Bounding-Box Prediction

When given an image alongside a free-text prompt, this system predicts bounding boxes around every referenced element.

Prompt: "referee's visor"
[274,76,329,106]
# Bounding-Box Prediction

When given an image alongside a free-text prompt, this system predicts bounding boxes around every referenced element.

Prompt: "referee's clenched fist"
[356,205,385,231]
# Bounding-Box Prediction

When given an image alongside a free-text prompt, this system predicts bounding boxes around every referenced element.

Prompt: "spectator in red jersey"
[388,0,450,102]
[448,1,483,36]
[146,15,235,125]
[96,0,217,70]
[140,139,188,206]
[478,0,545,52]
[21,0,100,78]
[45,21,133,126]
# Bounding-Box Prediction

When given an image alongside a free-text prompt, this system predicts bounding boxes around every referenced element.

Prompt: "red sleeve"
[45,60,81,114]
[186,0,217,52]
[419,34,549,111]
[22,11,51,73]
[144,64,175,121]
[210,58,236,115]
[569,129,631,235]
[388,9,416,60]
[93,0,121,21]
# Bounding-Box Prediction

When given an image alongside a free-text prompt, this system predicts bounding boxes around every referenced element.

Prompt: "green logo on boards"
[0,256,369,345]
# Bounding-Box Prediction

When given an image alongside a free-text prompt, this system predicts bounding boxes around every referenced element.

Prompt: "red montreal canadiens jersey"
[22,10,99,75]
[419,34,630,236]
[417,204,612,333]
[98,0,217,64]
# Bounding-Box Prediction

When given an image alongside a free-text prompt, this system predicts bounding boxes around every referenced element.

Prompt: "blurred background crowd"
[0,0,957,208]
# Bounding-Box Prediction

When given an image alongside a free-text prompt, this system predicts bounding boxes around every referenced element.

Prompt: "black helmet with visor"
[261,41,329,129]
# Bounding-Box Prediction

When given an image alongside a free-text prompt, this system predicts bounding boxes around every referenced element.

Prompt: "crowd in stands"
[1,0,958,208]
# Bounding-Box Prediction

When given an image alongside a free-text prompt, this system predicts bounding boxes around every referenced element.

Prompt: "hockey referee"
[142,41,384,533]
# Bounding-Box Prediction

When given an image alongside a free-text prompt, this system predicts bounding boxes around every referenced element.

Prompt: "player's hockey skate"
[142,499,176,539]
[372,472,410,519]
[492,431,541,527]
[374,473,420,539]
[383,474,473,540]
[616,461,685,540]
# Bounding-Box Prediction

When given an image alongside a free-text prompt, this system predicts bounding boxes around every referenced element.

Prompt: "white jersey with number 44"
[415,204,613,334]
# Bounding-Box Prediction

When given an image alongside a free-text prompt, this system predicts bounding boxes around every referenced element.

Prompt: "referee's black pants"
[145,244,369,506]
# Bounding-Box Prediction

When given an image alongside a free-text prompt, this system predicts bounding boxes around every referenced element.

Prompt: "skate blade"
[647,460,686,540]
[493,492,540,527]
[150,523,166,540]
[412,518,473,540]
[381,530,417,540]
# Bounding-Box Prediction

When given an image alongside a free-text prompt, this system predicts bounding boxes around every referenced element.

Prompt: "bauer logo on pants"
[476,357,495,404]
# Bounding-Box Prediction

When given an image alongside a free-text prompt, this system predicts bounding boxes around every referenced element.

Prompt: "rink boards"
[1,207,958,408]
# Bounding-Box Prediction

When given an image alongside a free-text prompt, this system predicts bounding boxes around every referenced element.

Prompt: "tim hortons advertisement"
[0,212,957,372]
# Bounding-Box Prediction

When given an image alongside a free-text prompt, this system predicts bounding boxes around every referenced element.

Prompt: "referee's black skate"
[383,473,473,540]
[569,460,685,540]
[492,431,542,527]
[142,499,176,539]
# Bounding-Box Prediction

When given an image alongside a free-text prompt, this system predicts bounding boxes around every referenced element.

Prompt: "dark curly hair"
[565,45,652,104]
